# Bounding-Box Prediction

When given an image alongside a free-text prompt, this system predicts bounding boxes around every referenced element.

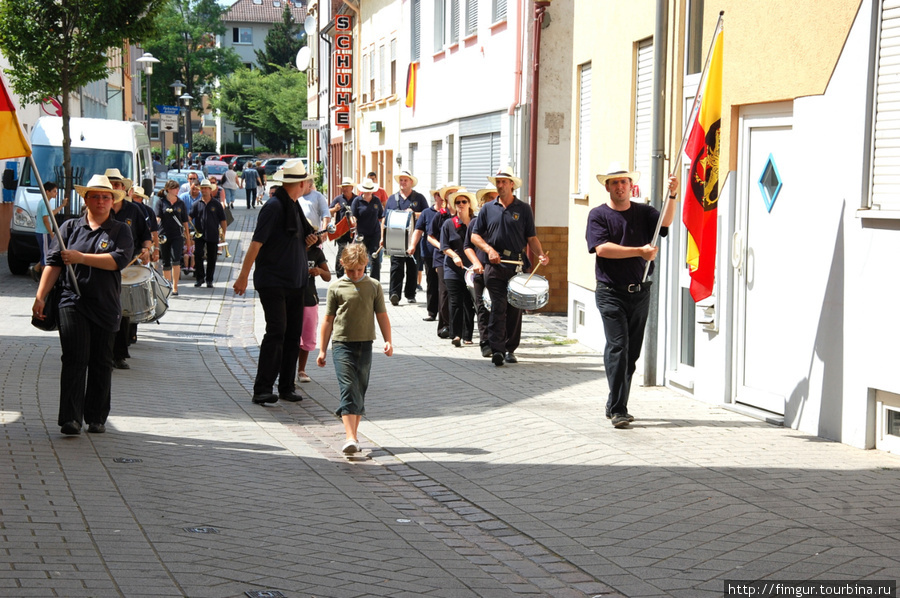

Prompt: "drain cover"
[245,591,285,598]
[113,458,142,463]
[183,526,219,534]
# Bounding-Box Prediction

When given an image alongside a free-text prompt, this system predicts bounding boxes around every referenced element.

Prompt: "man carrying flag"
[586,163,678,428]
[683,26,724,302]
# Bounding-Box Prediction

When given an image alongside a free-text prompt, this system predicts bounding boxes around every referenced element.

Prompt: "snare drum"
[507,273,550,311]
[465,268,492,310]
[121,265,157,323]
[384,209,414,257]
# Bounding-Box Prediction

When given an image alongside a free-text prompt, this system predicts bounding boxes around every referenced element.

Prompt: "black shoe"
[481,346,493,358]
[87,423,106,434]
[113,359,130,370]
[251,393,279,405]
[606,412,634,422]
[437,327,450,339]
[194,281,203,287]
[422,315,436,321]
[60,421,81,435]
[611,414,631,428]
[407,297,416,304]
[504,352,518,364]
[279,392,304,402]
[206,282,213,288]
[452,337,461,347]
[492,352,505,366]
[390,293,400,306]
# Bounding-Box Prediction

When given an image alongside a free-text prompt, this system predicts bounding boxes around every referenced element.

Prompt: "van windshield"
[20,146,132,187]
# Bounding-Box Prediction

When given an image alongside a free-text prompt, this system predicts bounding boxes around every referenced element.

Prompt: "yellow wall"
[568,0,658,292]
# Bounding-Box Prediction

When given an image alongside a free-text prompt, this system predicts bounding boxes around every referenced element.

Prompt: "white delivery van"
[7,117,153,275]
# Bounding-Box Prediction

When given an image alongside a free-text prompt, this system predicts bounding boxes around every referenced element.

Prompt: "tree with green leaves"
[0,0,168,204]
[140,0,241,150]
[255,5,305,75]
[213,66,307,154]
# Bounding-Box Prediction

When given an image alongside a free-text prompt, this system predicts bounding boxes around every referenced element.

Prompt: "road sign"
[302,119,321,130]
[156,105,181,115]
[160,114,179,131]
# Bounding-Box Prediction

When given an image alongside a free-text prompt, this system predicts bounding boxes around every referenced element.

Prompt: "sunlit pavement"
[1,206,898,598]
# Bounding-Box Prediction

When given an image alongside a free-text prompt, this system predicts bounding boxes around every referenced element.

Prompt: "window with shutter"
[577,62,592,195]
[411,0,421,62]
[492,0,507,23]
[450,0,460,43]
[379,45,386,99]
[465,0,478,37]
[435,0,446,53]
[870,0,900,211]
[633,39,653,198]
[390,40,397,95]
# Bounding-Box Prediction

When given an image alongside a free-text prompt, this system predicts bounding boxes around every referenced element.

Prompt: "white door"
[732,106,793,415]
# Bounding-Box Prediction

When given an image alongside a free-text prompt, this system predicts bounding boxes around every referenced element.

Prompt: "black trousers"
[423,254,438,317]
[484,263,522,354]
[595,283,651,417]
[246,187,257,208]
[254,286,305,396]
[194,240,218,284]
[113,316,131,360]
[362,237,382,281]
[58,307,115,426]
[334,242,348,278]
[445,277,474,341]
[389,254,418,300]
[435,264,449,332]
[472,272,490,349]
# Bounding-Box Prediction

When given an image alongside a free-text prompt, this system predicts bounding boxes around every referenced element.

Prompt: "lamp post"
[170,80,184,169]
[135,52,160,134]
[180,93,194,165]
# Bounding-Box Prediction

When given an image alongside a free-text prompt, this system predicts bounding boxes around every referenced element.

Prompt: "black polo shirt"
[189,197,226,240]
[385,190,427,213]
[464,213,487,265]
[440,217,471,281]
[47,215,133,331]
[416,206,439,259]
[350,195,384,240]
[251,188,314,289]
[156,197,189,239]
[112,200,151,258]
[469,196,536,270]
[429,209,453,268]
[134,200,159,233]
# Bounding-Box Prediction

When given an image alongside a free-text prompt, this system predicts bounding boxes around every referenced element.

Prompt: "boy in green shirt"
[317,243,393,454]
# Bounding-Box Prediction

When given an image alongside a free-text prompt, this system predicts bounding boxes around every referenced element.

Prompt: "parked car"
[203,160,229,179]
[166,169,205,190]
[218,154,237,165]
[261,158,288,176]
[232,155,257,171]
[197,152,218,164]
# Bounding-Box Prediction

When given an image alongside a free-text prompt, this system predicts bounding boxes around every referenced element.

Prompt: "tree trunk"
[61,73,73,216]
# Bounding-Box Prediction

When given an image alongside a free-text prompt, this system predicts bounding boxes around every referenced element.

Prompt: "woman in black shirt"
[440,189,477,348]
[32,174,133,436]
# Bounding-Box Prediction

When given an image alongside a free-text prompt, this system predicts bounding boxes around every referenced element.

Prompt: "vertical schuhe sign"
[333,14,353,129]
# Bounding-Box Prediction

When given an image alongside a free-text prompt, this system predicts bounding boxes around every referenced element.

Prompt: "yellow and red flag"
[405,63,418,109]
[328,214,351,241]
[683,28,723,302]
[0,76,31,160]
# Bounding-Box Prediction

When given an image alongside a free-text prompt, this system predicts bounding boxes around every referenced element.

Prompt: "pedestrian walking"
[31,174,133,435]
[233,159,318,405]
[587,162,678,428]
[316,243,393,455]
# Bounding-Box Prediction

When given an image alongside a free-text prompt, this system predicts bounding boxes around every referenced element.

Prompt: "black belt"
[599,281,652,294]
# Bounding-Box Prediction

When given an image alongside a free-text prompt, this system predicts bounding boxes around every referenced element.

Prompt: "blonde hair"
[340,243,370,269]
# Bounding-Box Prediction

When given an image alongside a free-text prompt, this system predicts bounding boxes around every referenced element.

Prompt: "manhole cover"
[183,527,219,534]
[245,591,285,598]
[113,458,142,464]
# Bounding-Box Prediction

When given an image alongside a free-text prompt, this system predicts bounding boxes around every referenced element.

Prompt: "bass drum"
[121,265,156,323]
[383,209,414,257]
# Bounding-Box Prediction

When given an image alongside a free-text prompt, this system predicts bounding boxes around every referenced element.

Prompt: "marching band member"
[441,189,477,347]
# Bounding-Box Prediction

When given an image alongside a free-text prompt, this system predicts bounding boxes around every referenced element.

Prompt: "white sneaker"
[297,372,311,383]
[342,440,358,454]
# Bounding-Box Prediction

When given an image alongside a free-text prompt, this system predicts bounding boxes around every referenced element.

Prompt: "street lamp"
[170,80,185,169]
[180,93,194,164]
[135,52,160,134]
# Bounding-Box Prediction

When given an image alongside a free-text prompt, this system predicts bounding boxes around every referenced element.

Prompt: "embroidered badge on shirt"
[126,218,133,227]
[99,239,110,250]
[512,213,520,221]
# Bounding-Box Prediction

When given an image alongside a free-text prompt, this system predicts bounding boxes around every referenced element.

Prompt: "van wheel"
[7,247,30,275]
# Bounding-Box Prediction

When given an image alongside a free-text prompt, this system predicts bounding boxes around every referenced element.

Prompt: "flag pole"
[643,11,724,282]
[28,155,81,296]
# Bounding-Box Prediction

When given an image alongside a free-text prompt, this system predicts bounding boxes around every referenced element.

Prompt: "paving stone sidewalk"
[1,206,898,598]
